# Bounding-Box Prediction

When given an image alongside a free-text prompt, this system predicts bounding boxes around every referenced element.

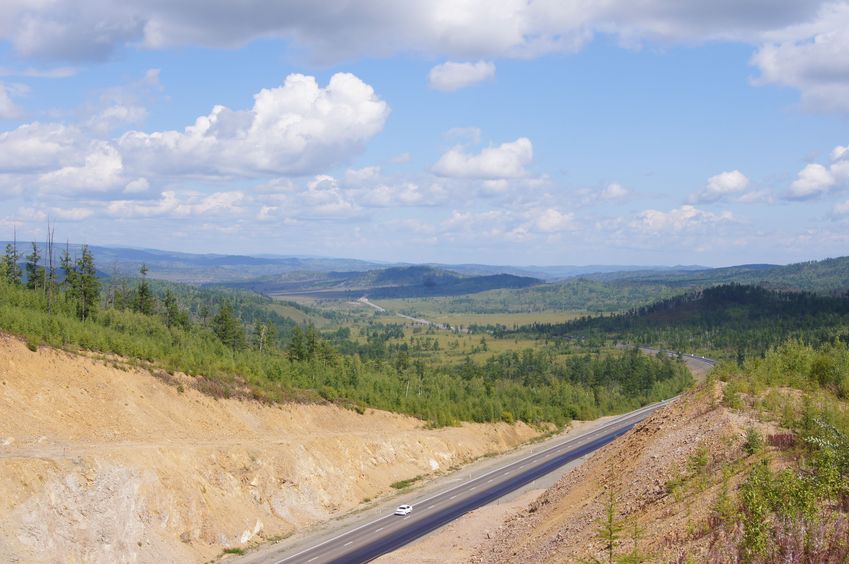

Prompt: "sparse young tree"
[253,321,276,353]
[74,244,100,321]
[60,243,76,292]
[134,263,156,315]
[596,489,624,564]
[25,242,44,290]
[44,223,57,312]
[287,325,307,361]
[162,289,189,329]
[3,238,22,286]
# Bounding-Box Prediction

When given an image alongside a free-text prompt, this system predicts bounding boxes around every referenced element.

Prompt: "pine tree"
[74,244,100,321]
[60,243,76,292]
[3,240,21,286]
[25,242,44,290]
[287,326,307,361]
[134,264,155,315]
[44,224,57,313]
[163,289,179,327]
[212,303,245,350]
[596,489,624,564]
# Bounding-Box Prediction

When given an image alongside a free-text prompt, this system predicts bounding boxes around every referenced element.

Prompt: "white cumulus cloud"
[533,208,575,233]
[601,182,629,201]
[106,190,245,218]
[0,122,83,172]
[38,142,124,194]
[428,61,495,91]
[788,145,849,199]
[432,137,533,179]
[119,72,389,178]
[632,205,734,233]
[752,3,849,113]
[691,170,749,203]
[1,1,846,115]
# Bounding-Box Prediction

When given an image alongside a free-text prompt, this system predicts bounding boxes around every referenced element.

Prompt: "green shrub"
[743,428,764,455]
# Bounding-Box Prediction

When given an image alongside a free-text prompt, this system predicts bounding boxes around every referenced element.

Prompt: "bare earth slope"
[0,334,540,563]
[472,382,769,562]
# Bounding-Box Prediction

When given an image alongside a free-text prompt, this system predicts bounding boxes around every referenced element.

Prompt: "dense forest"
[515,284,849,359]
[0,240,691,427]
[585,255,849,293]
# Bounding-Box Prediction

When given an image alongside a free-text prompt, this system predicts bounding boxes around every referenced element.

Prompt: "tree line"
[0,235,692,426]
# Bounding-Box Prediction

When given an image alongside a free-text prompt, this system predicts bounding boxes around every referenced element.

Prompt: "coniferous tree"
[44,224,57,312]
[74,244,100,321]
[288,326,307,361]
[596,489,624,564]
[60,243,76,293]
[212,303,245,350]
[162,289,188,329]
[134,264,156,315]
[25,242,44,290]
[3,240,21,286]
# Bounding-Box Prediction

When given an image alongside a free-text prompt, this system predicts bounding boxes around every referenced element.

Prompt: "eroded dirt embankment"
[472,382,773,563]
[0,334,540,563]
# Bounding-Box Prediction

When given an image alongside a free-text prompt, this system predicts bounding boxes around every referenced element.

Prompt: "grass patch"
[390,474,425,490]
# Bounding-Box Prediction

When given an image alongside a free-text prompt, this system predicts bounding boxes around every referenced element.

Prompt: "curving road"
[239,359,711,564]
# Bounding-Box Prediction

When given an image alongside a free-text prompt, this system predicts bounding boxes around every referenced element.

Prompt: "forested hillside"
[0,241,690,427]
[520,284,849,358]
[585,255,849,293]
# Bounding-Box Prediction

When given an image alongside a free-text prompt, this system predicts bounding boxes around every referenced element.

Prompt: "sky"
[1,1,848,267]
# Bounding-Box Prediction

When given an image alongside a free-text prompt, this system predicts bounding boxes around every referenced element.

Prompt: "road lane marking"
[487,478,494,483]
[449,495,457,500]
[375,527,384,533]
[307,558,318,563]
[344,541,353,547]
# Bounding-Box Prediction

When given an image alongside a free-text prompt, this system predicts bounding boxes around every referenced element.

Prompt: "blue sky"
[1,1,848,266]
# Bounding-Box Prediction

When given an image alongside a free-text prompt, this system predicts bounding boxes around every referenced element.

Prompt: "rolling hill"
[229,265,543,299]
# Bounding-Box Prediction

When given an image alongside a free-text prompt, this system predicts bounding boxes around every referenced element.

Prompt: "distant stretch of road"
[242,352,714,564]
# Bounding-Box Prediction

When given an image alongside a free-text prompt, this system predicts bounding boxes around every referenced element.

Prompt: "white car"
[394,504,413,516]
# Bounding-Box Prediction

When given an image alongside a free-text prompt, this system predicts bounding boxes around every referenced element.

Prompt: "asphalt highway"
[254,398,675,564]
[240,352,716,564]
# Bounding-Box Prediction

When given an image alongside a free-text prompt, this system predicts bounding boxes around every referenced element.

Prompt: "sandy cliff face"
[0,334,539,563]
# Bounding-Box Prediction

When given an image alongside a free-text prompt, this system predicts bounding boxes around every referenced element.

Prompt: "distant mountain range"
[583,257,849,293]
[0,242,709,283]
[3,242,848,300]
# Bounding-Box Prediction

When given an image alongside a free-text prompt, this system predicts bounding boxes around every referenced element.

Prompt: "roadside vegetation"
[0,239,691,427]
[707,341,849,561]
